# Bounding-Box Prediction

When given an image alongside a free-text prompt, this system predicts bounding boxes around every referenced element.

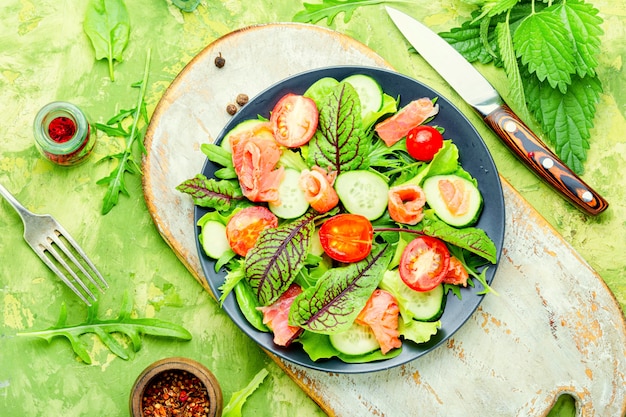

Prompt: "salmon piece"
[356,289,401,355]
[387,184,426,225]
[443,256,469,287]
[298,166,339,213]
[257,284,303,347]
[230,122,284,203]
[374,98,439,146]
[438,178,471,216]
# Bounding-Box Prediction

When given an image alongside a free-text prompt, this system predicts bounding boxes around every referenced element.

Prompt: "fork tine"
[32,247,94,306]
[51,225,109,292]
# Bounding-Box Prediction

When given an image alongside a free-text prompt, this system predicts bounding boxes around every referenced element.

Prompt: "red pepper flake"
[141,370,210,417]
[48,116,76,143]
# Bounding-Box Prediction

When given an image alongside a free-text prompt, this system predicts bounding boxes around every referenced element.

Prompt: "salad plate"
[193,65,505,373]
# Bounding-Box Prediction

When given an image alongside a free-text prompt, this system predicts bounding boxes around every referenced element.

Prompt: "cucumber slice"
[422,174,483,227]
[380,269,446,322]
[329,322,380,356]
[334,170,389,220]
[199,220,230,259]
[342,74,383,119]
[220,119,266,152]
[269,168,309,219]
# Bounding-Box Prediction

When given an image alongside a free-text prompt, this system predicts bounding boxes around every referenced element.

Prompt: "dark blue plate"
[194,66,505,373]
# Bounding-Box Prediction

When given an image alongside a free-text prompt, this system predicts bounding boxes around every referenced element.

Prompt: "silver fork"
[0,182,108,306]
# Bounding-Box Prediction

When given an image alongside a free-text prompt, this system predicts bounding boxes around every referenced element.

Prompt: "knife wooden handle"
[483,104,608,215]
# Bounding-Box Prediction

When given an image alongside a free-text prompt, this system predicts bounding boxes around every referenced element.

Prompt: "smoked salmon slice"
[374,98,439,146]
[438,177,471,216]
[230,122,284,204]
[298,166,339,213]
[257,284,303,347]
[387,184,426,225]
[356,289,401,355]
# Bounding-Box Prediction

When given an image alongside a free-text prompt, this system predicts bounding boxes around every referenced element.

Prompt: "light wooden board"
[142,23,626,417]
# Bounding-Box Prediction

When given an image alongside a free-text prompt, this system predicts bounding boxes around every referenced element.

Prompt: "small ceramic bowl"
[130,357,223,417]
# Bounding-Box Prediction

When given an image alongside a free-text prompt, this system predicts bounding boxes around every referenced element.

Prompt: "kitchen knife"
[385,6,608,216]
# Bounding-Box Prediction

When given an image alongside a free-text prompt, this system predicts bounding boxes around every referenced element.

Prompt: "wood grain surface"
[142,24,626,417]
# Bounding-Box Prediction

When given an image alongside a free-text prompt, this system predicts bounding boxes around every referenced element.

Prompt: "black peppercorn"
[226,104,237,115]
[236,94,249,106]
[214,53,225,68]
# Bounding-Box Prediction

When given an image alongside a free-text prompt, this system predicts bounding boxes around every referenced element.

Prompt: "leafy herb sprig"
[440,0,603,174]
[96,48,151,215]
[16,293,192,364]
[293,0,412,25]
[83,0,131,81]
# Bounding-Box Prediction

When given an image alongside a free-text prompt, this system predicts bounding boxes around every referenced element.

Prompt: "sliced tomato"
[399,236,450,292]
[387,184,426,225]
[374,98,438,146]
[230,122,284,203]
[299,166,339,213]
[443,256,470,287]
[406,125,444,162]
[225,206,278,257]
[356,289,401,355]
[318,214,373,263]
[257,284,303,346]
[270,93,319,148]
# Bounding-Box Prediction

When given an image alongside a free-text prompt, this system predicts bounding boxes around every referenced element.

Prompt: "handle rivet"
[582,191,593,203]
[504,121,517,133]
[542,158,554,169]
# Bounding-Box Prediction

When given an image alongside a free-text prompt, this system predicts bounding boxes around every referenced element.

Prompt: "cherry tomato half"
[226,206,278,257]
[405,125,444,162]
[270,93,319,148]
[318,214,373,263]
[399,236,450,292]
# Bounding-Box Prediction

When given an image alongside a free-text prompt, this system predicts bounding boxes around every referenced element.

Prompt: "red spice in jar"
[48,116,77,143]
[142,370,210,417]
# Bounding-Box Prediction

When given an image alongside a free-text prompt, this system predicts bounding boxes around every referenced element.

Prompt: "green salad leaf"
[298,330,402,362]
[222,368,269,417]
[245,210,336,306]
[307,82,370,174]
[83,0,130,81]
[293,0,410,25]
[176,174,245,212]
[289,243,392,334]
[16,293,191,364]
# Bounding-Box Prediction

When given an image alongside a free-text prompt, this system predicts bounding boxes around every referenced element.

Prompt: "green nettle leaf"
[307,82,370,174]
[475,0,520,19]
[16,293,192,364]
[245,211,334,306]
[439,12,501,65]
[525,71,602,174]
[552,0,603,78]
[289,244,392,335]
[513,11,576,93]
[83,0,130,81]
[496,18,528,118]
[176,174,244,212]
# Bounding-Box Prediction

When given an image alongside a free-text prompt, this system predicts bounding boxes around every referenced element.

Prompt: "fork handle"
[0,182,34,223]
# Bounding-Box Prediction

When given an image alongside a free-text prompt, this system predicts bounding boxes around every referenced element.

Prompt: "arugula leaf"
[83,0,130,81]
[97,49,151,214]
[222,368,269,417]
[176,174,245,211]
[289,243,392,334]
[293,0,411,25]
[16,293,191,364]
[245,210,333,305]
[448,245,498,296]
[513,10,576,93]
[307,82,370,174]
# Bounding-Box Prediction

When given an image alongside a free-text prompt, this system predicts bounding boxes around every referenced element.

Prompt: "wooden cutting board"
[142,24,626,416]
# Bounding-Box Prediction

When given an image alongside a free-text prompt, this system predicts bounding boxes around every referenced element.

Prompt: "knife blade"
[385,6,608,216]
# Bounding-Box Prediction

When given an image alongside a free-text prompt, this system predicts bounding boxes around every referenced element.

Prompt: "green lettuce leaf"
[222,368,269,417]
[289,244,392,334]
[307,82,370,174]
[297,331,402,363]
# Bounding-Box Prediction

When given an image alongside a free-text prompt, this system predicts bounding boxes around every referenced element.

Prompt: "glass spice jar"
[33,101,96,166]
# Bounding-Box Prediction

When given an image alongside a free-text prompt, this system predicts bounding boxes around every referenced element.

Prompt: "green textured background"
[0,1,624,416]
